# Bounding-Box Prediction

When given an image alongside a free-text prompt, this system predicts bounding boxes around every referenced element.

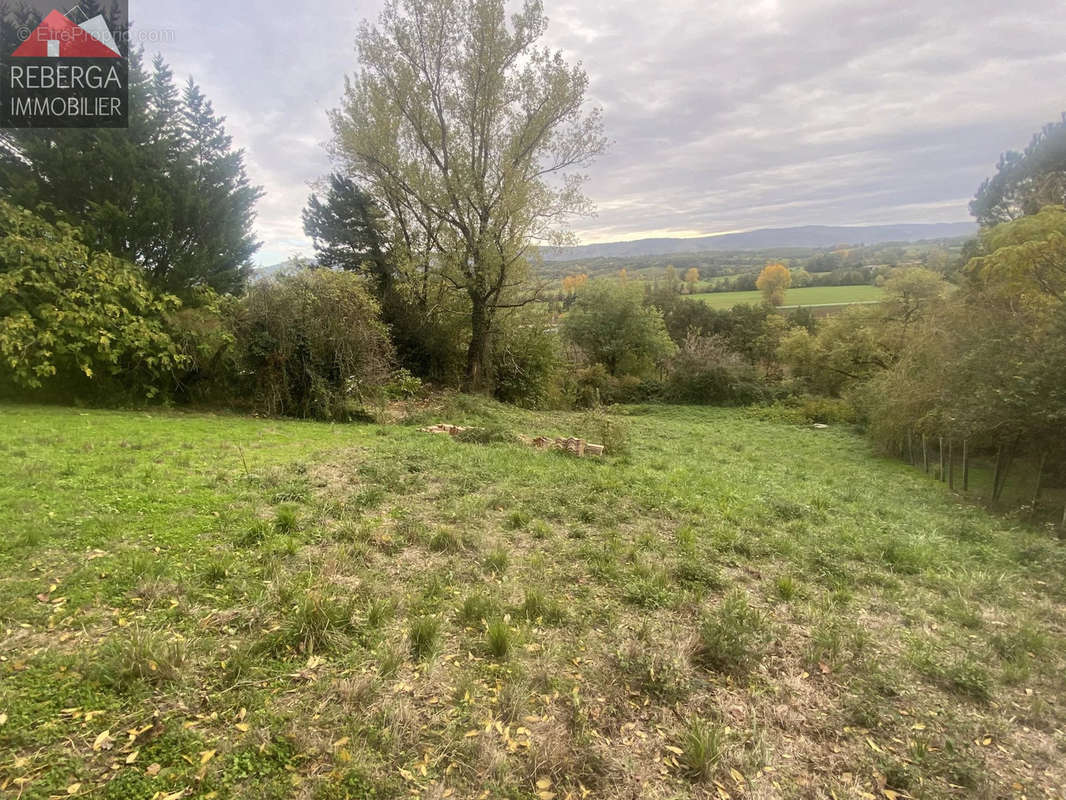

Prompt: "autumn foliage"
[756,262,792,306]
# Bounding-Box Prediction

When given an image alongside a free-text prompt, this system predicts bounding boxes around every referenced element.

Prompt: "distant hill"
[252,260,308,281]
[540,223,977,261]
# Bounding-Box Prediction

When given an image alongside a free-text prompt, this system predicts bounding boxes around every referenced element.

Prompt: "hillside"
[541,223,976,261]
[1,400,1063,799]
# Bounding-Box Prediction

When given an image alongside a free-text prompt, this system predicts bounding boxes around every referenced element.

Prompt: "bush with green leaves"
[491,310,563,408]
[233,269,394,419]
[561,280,676,378]
[0,201,186,400]
[664,333,768,405]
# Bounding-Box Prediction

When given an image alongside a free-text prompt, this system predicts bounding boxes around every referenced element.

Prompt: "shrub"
[561,280,676,378]
[571,364,662,407]
[664,333,767,405]
[454,425,518,445]
[233,269,393,419]
[492,311,563,408]
[385,368,424,400]
[578,408,631,456]
[0,201,185,401]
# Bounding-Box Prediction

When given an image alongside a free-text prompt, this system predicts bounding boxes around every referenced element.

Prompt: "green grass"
[1,399,1064,798]
[691,283,885,309]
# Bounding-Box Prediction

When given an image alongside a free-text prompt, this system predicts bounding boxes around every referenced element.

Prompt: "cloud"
[134,0,1065,264]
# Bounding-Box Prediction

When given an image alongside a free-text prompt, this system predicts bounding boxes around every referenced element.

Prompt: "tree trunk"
[962,439,969,491]
[939,437,945,482]
[907,431,914,466]
[992,442,1015,503]
[464,296,492,392]
[922,434,929,474]
[991,445,1004,502]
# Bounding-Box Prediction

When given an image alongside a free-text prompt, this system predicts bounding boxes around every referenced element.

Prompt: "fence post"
[948,439,955,490]
[1031,450,1048,519]
[962,439,969,492]
[991,444,1004,502]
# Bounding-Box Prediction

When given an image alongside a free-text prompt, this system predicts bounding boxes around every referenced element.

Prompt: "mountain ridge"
[540,222,976,261]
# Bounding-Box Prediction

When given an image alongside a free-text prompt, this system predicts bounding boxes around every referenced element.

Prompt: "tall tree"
[303,174,390,291]
[756,263,791,306]
[330,0,606,389]
[971,113,1066,226]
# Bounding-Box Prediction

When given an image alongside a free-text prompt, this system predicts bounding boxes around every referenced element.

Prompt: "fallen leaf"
[0,712,7,726]
[66,783,81,795]
[93,730,114,751]
[146,763,161,776]
[536,778,553,790]
[126,750,139,764]
[199,750,216,765]
[234,722,249,732]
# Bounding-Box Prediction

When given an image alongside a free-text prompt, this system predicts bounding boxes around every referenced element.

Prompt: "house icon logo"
[11,9,122,59]
[1,0,129,128]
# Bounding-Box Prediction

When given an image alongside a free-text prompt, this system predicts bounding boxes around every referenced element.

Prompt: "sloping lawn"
[1,400,1063,799]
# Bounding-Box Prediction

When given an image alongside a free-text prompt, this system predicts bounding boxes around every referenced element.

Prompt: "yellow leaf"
[663,745,683,755]
[538,793,556,800]
[536,778,553,790]
[0,712,6,726]
[66,783,81,795]
[93,729,113,751]
[126,750,139,764]
[199,750,216,765]
[234,722,250,732]
[145,763,161,776]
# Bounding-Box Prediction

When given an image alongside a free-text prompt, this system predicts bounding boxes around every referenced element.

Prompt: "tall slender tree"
[331,0,606,389]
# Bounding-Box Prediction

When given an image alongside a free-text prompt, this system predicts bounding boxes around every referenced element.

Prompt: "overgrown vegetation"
[1,400,1064,798]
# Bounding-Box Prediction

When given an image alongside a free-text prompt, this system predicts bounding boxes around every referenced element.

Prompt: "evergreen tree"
[0,42,262,298]
[302,174,390,291]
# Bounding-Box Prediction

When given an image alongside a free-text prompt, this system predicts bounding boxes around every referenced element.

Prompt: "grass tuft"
[694,590,770,676]
[483,546,509,576]
[408,616,441,661]
[92,627,187,690]
[678,717,727,782]
[485,619,512,659]
[274,504,299,534]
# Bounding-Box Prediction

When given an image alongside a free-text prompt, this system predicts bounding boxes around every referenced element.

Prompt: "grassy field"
[1,400,1064,800]
[692,285,885,309]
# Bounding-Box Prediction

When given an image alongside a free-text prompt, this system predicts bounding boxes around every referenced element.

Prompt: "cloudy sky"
[135,0,1065,265]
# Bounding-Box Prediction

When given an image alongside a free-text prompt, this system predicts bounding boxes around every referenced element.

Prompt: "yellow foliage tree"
[684,268,700,292]
[756,262,791,306]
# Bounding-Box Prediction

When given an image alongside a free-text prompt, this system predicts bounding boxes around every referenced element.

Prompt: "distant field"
[691,284,885,309]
